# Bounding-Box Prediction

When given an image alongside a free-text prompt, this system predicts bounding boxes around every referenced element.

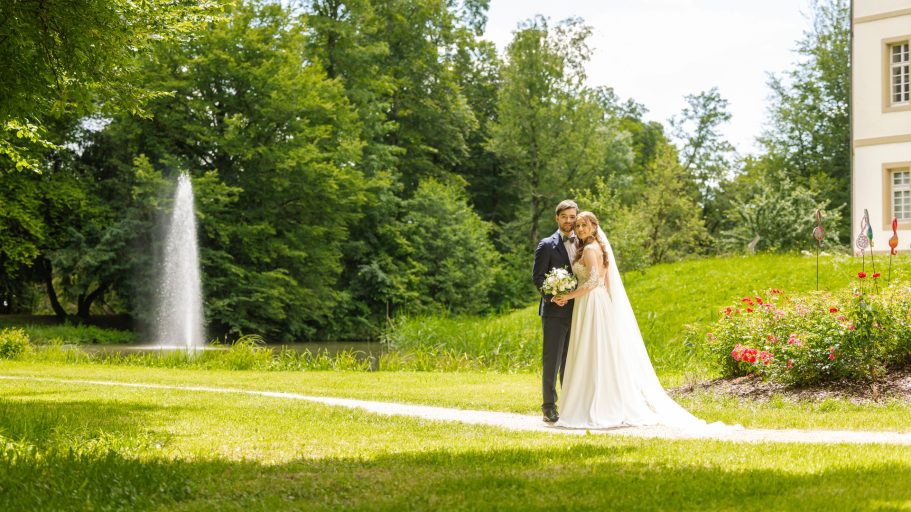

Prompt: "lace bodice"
[572,259,605,290]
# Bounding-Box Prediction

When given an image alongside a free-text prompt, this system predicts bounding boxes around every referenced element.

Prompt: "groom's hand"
[553,297,568,307]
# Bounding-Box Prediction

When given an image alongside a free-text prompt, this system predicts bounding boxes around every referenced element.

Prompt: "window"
[894,169,911,221]
[882,164,911,230]
[891,42,910,105]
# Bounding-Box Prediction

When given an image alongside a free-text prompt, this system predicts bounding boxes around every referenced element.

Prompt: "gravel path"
[3,374,911,445]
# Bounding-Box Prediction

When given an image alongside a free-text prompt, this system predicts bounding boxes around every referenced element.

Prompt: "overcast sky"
[483,0,813,155]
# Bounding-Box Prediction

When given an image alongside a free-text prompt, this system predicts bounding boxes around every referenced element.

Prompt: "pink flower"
[788,359,794,369]
[848,324,855,331]
[706,332,715,341]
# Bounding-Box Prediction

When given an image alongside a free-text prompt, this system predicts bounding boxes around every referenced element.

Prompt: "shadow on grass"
[1,397,910,511]
[3,441,911,511]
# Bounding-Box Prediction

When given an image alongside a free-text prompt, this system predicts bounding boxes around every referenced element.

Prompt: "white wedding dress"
[556,230,708,430]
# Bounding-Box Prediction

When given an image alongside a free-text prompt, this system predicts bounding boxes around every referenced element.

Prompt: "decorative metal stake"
[889,217,899,284]
[856,212,870,273]
[865,209,878,292]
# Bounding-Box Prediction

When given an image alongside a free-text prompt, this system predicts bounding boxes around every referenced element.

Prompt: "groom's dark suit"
[532,230,575,413]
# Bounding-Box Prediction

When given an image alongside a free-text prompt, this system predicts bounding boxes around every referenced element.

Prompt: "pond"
[73,341,386,358]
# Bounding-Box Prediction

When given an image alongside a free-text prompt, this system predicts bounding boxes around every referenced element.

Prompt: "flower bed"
[704,277,911,386]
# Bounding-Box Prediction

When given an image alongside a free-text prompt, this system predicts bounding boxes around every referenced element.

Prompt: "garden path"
[3,374,910,445]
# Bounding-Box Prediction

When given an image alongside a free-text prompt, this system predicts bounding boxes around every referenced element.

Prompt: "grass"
[3,362,911,433]
[390,252,909,376]
[4,254,911,509]
[1,368,911,510]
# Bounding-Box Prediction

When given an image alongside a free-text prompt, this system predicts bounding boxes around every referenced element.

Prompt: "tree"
[719,167,843,253]
[575,142,707,267]
[68,1,366,339]
[488,17,628,247]
[669,87,736,208]
[397,178,499,314]
[757,0,850,239]
[0,0,222,172]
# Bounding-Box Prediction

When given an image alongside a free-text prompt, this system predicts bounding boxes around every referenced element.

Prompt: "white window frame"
[891,41,910,105]
[893,169,911,222]
[882,163,911,230]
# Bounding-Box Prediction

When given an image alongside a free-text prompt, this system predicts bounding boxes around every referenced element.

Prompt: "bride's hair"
[572,211,609,268]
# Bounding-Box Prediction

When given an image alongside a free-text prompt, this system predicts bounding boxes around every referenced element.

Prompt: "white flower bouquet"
[541,267,577,298]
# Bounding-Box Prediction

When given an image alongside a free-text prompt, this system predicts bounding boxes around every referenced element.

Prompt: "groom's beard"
[560,224,574,234]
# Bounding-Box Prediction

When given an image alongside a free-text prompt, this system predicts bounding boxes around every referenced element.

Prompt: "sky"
[483,0,814,155]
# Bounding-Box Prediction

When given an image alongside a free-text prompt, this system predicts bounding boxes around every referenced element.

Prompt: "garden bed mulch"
[671,367,911,404]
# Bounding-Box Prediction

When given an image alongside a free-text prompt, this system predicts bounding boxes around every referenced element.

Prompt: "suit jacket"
[532,230,576,318]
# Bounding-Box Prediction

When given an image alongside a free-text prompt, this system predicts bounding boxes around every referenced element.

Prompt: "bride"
[552,211,706,429]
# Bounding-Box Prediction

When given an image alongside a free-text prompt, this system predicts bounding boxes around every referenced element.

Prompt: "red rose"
[829,307,838,313]
[755,297,764,305]
[787,359,793,368]
[746,308,754,313]
[872,273,881,278]
[858,272,867,278]
[771,289,782,294]
[828,352,835,360]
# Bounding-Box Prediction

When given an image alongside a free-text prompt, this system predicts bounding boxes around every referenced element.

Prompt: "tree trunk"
[42,258,68,320]
[77,282,109,322]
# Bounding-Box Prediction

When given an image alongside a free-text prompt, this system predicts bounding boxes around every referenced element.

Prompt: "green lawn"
[4,253,911,509]
[2,366,911,511]
[4,362,911,432]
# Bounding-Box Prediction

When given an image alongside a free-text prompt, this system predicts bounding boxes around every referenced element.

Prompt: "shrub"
[704,277,910,386]
[0,328,31,359]
[23,323,135,345]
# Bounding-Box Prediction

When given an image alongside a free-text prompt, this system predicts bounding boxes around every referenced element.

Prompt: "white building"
[852,0,911,252]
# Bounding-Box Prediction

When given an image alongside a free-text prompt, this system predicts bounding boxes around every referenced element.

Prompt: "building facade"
[852,0,911,251]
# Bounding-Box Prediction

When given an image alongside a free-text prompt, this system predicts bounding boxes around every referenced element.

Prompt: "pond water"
[72,341,386,358]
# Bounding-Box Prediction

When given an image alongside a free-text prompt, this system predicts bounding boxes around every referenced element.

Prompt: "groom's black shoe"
[542,406,559,423]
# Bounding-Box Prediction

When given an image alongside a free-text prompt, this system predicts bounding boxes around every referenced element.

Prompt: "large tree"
[669,87,736,209]
[488,17,629,247]
[67,1,366,339]
[0,0,222,172]
[757,0,850,239]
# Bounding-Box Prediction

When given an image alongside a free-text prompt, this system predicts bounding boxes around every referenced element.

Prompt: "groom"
[532,200,578,423]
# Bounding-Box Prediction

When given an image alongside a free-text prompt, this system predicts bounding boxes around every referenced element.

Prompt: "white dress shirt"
[563,234,577,266]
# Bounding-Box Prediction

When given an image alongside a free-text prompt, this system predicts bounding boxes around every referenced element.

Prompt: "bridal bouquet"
[541,267,577,297]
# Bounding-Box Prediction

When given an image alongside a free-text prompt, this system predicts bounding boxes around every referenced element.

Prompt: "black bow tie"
[562,235,576,243]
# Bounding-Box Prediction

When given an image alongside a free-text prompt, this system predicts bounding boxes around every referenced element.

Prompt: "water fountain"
[155,172,205,351]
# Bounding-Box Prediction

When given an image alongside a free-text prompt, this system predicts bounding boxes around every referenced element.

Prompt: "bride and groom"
[533,200,706,429]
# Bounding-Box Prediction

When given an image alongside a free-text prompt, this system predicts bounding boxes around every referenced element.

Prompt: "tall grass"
[9,323,136,345]
[387,253,906,375]
[386,307,540,372]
